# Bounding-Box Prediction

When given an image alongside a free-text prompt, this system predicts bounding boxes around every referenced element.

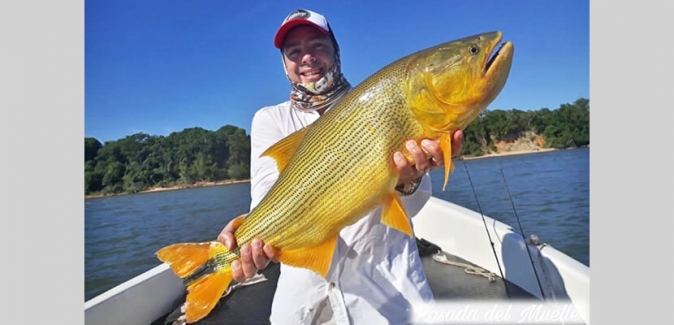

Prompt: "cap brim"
[274,19,330,48]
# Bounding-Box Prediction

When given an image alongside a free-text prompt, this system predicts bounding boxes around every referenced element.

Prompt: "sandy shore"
[85,147,573,200]
[84,179,251,200]
[459,147,559,160]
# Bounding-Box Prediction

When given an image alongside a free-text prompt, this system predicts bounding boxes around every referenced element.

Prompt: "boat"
[84,196,590,325]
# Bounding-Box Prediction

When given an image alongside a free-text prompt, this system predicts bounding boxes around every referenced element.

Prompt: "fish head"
[406,31,514,133]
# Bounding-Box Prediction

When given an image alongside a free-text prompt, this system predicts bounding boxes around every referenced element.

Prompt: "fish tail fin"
[183,269,233,323]
[156,242,216,277]
[156,241,233,323]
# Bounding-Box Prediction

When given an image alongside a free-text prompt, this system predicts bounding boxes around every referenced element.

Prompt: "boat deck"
[417,238,536,301]
[153,238,539,325]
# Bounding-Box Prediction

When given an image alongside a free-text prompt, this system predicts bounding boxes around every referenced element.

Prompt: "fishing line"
[460,161,510,298]
[500,168,545,299]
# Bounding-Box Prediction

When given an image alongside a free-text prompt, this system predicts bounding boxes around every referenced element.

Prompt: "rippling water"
[84,148,589,301]
[429,148,589,267]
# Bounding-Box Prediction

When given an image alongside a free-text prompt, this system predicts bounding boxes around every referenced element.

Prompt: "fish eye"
[469,45,479,54]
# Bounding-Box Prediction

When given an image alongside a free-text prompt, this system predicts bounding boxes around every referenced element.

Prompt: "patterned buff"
[283,36,352,112]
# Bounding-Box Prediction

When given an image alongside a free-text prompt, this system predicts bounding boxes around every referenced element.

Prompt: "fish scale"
[156,31,514,324]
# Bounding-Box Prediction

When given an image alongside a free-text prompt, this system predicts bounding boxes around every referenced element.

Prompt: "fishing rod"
[460,161,511,299]
[500,168,545,299]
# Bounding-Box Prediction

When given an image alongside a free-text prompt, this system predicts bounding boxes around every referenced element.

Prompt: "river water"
[85,148,589,301]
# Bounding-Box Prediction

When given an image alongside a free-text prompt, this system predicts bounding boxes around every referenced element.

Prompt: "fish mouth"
[484,32,514,76]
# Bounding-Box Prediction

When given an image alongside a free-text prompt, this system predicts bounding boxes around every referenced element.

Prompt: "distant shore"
[459,147,559,160]
[84,179,251,200]
[84,147,578,200]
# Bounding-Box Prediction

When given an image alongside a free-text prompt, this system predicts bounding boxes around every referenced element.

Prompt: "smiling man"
[217,8,464,325]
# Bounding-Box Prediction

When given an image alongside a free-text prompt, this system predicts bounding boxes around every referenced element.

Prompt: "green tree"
[85,137,102,162]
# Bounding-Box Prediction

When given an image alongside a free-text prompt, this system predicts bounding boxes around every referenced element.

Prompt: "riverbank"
[85,147,581,200]
[84,179,251,200]
[460,147,559,160]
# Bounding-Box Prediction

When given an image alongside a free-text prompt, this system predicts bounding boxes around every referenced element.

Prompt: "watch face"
[396,177,421,195]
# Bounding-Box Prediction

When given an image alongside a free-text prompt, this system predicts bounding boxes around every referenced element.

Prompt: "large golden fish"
[157,31,514,323]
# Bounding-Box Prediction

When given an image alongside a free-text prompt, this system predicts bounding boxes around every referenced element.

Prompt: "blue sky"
[85,0,589,143]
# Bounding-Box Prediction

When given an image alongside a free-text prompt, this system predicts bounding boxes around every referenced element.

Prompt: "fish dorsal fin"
[439,132,455,191]
[260,126,310,173]
[277,235,338,278]
[381,192,413,237]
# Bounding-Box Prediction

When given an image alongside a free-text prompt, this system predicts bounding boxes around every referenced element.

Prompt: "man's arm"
[249,110,285,210]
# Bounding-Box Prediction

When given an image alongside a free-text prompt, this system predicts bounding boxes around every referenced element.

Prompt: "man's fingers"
[406,140,429,172]
[251,239,270,270]
[217,232,236,250]
[451,130,464,157]
[231,260,245,283]
[421,139,443,167]
[218,214,247,249]
[263,244,280,263]
[394,152,412,174]
[394,151,420,186]
[224,214,246,232]
[231,239,277,283]
[239,244,258,278]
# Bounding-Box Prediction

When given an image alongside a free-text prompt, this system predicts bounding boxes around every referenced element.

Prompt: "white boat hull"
[85,197,590,325]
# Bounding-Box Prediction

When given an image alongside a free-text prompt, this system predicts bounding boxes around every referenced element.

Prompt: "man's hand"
[217,214,279,283]
[394,130,464,186]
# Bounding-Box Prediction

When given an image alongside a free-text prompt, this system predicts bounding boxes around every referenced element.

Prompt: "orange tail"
[156,242,233,323]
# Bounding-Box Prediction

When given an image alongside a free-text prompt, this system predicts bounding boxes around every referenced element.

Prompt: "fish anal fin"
[381,192,413,237]
[184,270,233,323]
[277,235,338,278]
[260,126,310,173]
[439,133,455,191]
[156,242,215,278]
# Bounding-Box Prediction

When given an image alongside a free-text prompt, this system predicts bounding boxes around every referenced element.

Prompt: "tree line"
[85,125,251,195]
[461,97,589,156]
[85,98,589,196]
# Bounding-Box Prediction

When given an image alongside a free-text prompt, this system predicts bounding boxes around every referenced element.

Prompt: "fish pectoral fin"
[439,132,455,191]
[260,126,310,173]
[381,192,413,237]
[277,235,338,278]
[184,270,233,323]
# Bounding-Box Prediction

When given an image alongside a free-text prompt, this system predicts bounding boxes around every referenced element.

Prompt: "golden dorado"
[156,31,514,323]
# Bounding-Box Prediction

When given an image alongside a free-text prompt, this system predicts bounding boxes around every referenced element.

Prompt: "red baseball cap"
[274,9,331,49]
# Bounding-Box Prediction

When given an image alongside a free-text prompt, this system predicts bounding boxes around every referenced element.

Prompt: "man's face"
[281,25,335,84]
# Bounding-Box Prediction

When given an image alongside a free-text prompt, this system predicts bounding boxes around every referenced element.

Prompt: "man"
[218,8,464,324]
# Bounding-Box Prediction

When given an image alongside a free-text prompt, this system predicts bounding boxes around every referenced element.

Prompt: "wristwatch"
[395,177,423,196]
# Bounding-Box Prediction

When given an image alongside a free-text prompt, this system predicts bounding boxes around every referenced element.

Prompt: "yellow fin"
[381,192,413,237]
[184,270,233,323]
[260,126,310,173]
[156,242,232,323]
[277,235,338,278]
[156,242,214,278]
[439,133,455,191]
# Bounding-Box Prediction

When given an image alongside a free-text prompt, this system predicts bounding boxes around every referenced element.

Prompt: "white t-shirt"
[249,100,435,325]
